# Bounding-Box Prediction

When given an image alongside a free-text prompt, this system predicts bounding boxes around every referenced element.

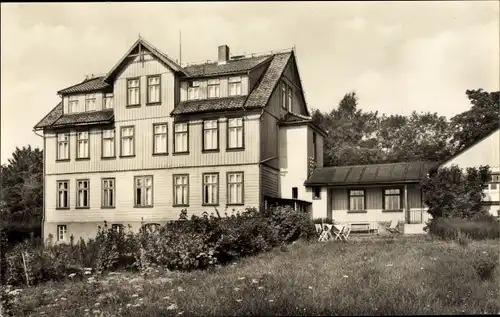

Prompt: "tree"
[449,89,500,155]
[0,146,43,243]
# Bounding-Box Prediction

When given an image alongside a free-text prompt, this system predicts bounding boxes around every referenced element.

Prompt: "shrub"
[425,217,500,240]
[473,252,498,281]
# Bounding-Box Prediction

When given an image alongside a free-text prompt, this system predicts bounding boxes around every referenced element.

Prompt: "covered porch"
[305,161,436,235]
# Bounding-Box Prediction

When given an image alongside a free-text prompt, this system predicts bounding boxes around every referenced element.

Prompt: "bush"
[425,217,500,240]
[5,206,315,286]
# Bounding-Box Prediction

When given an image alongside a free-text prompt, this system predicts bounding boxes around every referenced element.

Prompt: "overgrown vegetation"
[4,206,316,287]
[6,236,500,316]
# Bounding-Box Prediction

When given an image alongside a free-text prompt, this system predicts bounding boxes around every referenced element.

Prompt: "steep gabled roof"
[305,161,437,186]
[103,37,188,82]
[34,102,63,130]
[183,55,272,77]
[57,76,110,95]
[51,109,114,128]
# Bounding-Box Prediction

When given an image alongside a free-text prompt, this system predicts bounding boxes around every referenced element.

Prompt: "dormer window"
[103,93,114,109]
[281,81,293,111]
[68,96,79,113]
[208,79,220,98]
[188,81,200,100]
[85,94,96,111]
[228,76,242,96]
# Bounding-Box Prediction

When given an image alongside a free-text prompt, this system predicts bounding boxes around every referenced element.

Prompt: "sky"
[1,2,499,164]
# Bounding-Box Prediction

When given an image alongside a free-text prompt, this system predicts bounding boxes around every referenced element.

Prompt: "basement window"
[313,187,321,200]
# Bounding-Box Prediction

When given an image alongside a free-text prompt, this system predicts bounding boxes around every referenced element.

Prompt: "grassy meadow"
[7,235,500,316]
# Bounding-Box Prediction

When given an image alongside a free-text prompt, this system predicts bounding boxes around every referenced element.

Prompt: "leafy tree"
[0,146,43,242]
[449,89,500,154]
[420,165,491,219]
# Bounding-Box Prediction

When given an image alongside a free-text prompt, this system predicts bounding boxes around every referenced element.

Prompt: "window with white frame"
[135,176,153,207]
[173,175,189,206]
[127,78,140,106]
[227,118,243,149]
[488,174,499,190]
[57,181,69,209]
[120,126,135,156]
[174,123,188,153]
[383,188,401,210]
[57,225,67,241]
[281,82,287,109]
[287,85,293,111]
[76,180,90,208]
[203,120,218,151]
[228,76,242,96]
[103,93,114,109]
[85,94,96,111]
[147,75,161,104]
[187,81,200,100]
[203,173,219,205]
[102,178,115,208]
[227,172,243,205]
[68,96,80,113]
[207,79,220,98]
[57,133,70,160]
[76,131,89,159]
[102,129,115,158]
[349,190,365,211]
[153,124,168,154]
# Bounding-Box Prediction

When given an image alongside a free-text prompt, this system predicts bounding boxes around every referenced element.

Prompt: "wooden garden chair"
[341,223,351,240]
[333,224,345,240]
[319,224,334,241]
[386,219,400,234]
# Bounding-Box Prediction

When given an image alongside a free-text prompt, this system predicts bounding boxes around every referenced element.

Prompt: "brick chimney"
[218,45,229,64]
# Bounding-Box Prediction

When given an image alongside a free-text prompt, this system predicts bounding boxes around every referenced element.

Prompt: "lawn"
[7,235,500,316]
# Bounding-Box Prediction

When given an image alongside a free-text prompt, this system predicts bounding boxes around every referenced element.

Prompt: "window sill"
[101,206,116,209]
[226,203,244,206]
[146,102,161,106]
[126,104,141,108]
[347,210,367,214]
[173,152,189,156]
[312,197,321,200]
[153,152,169,156]
[101,156,116,160]
[134,205,154,208]
[56,207,70,210]
[119,155,136,158]
[173,204,190,207]
[226,147,245,152]
[75,157,90,161]
[75,207,90,209]
[56,159,70,162]
[382,209,403,213]
[202,203,220,207]
[202,149,220,153]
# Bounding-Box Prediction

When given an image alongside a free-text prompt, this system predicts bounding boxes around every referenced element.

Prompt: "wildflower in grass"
[177,287,184,292]
[84,271,92,275]
[167,304,178,310]
[133,304,141,307]
[386,263,393,267]
[162,296,170,300]
[84,309,90,312]
[237,277,245,280]
[269,299,274,303]
[343,275,348,278]
[61,297,67,301]
[251,279,259,284]
[258,286,264,290]
[132,294,139,298]
[94,303,100,307]
[236,299,242,303]
[126,304,132,308]
[68,273,76,278]
[93,310,100,314]
[178,312,184,315]
[234,287,241,291]
[308,286,313,290]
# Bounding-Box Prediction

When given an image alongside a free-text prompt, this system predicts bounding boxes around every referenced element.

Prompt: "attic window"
[188,81,200,100]
[208,79,220,98]
[228,76,242,96]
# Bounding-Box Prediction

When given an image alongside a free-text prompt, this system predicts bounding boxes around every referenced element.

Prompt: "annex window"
[227,118,243,149]
[120,126,135,157]
[383,188,401,210]
[102,178,115,208]
[153,123,168,154]
[103,93,114,109]
[147,75,161,104]
[203,120,218,151]
[207,79,220,98]
[85,94,96,111]
[349,190,365,211]
[76,180,90,208]
[292,187,298,199]
[102,129,115,158]
[173,175,189,206]
[281,82,287,109]
[203,173,219,205]
[287,85,293,111]
[489,174,499,190]
[57,225,67,241]
[187,81,200,100]
[127,78,140,106]
[227,172,243,205]
[68,96,80,113]
[228,76,242,96]
[313,187,321,200]
[76,131,89,159]
[57,181,69,209]
[174,123,189,153]
[134,176,153,207]
[57,133,70,160]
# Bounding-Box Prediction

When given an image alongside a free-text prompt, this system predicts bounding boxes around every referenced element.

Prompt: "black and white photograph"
[1,1,499,316]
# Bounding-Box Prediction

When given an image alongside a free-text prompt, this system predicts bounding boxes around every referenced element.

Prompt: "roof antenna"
[179,30,182,66]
